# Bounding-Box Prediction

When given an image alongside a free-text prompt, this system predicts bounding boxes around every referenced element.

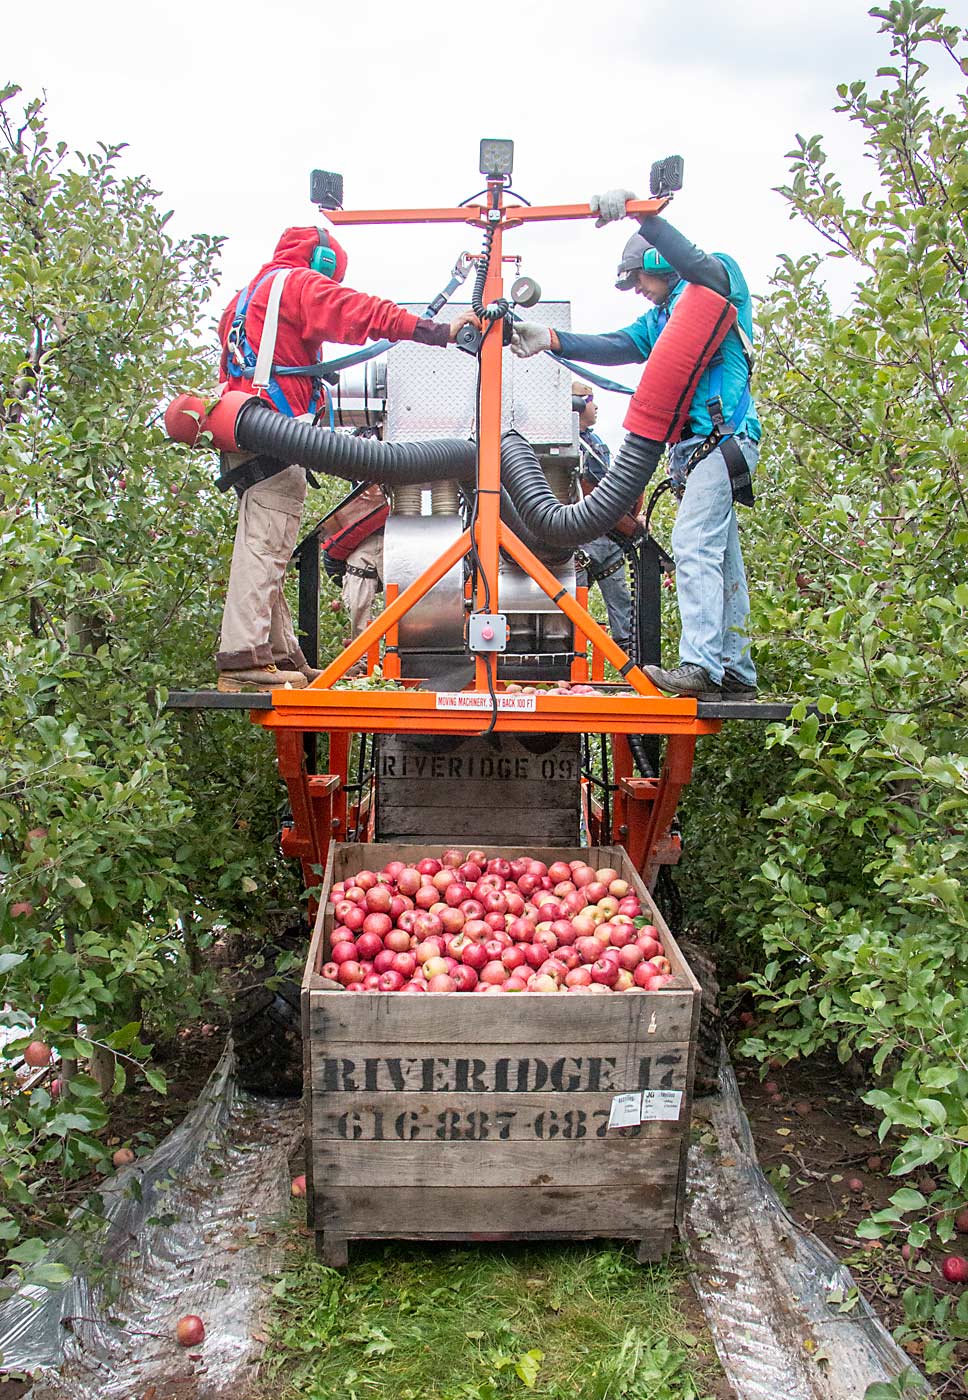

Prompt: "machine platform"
[166,690,798,723]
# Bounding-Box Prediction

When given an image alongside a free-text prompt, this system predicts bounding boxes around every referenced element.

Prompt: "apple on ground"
[176,1314,205,1347]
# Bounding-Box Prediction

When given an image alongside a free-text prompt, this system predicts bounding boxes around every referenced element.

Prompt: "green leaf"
[514,1350,544,1388]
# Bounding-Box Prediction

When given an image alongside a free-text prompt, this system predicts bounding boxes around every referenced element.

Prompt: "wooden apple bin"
[301,844,701,1267]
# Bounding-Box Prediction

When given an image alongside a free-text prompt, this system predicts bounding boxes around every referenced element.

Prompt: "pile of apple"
[324,849,676,994]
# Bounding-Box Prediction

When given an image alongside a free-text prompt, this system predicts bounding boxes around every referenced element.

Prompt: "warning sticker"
[435,692,537,713]
[640,1090,683,1122]
[607,1093,643,1130]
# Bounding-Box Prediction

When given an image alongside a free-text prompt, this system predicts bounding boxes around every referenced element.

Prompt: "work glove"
[590,189,638,226]
[509,322,552,359]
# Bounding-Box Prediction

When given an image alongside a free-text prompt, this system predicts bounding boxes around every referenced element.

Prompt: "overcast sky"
[7,0,964,444]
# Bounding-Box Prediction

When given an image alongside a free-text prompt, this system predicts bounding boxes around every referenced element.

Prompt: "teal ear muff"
[310,229,338,277]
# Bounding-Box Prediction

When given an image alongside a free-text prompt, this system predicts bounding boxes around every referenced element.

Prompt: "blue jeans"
[579,536,631,648]
[668,435,759,686]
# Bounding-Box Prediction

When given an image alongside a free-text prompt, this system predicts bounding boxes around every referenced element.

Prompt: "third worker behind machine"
[572,382,632,656]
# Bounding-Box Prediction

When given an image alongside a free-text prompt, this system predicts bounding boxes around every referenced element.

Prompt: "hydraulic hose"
[497,487,573,567]
[500,430,661,548]
[233,397,477,484]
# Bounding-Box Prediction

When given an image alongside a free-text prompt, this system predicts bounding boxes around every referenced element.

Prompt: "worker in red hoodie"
[215,226,478,693]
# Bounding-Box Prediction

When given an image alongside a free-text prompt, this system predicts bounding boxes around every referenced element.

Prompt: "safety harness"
[682,321,755,507]
[219,267,325,498]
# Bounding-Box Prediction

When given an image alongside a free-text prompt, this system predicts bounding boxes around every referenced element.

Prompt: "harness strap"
[217,454,292,498]
[217,453,320,498]
[251,269,291,392]
[343,562,380,581]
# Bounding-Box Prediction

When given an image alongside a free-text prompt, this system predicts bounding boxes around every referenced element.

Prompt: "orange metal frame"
[257,181,717,893]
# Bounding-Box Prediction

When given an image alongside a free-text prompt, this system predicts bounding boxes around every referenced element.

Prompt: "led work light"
[479,138,514,179]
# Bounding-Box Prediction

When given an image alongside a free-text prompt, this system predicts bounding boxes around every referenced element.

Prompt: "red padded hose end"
[204,391,254,452]
[163,389,257,452]
[623,284,737,443]
[164,394,207,446]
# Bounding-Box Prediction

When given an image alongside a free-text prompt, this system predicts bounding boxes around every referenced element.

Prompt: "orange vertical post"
[474,186,504,693]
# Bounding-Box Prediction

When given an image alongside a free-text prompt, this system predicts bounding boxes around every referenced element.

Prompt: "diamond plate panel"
[386,302,575,447]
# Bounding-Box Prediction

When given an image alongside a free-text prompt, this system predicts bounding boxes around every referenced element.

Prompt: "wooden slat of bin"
[377,808,578,843]
[313,1091,684,1142]
[309,991,694,1044]
[316,1135,680,1188]
[315,1185,674,1238]
[311,1040,689,1094]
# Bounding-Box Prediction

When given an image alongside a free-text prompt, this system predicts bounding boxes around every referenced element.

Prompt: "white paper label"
[435,692,537,713]
[640,1089,683,1122]
[607,1092,643,1130]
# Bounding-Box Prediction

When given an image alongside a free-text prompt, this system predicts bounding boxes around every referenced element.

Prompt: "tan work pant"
[341,532,384,640]
[217,464,309,671]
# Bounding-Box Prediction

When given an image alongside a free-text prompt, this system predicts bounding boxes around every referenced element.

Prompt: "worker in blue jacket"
[511,194,761,702]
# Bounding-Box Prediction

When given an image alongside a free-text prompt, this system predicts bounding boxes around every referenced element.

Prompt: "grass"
[259,1234,721,1400]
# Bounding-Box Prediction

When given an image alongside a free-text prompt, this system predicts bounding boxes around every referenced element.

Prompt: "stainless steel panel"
[383,514,464,653]
[386,303,576,448]
[499,556,575,655]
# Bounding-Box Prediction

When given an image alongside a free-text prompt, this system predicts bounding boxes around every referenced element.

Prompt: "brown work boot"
[217,664,308,693]
[299,665,323,683]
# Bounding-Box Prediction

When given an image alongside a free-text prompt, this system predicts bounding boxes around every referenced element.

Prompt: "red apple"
[942,1255,968,1284]
[23,1041,52,1068]
[337,961,364,986]
[461,941,489,971]
[391,952,416,979]
[487,858,512,878]
[330,940,358,965]
[452,965,479,992]
[459,862,483,884]
[636,934,662,960]
[590,958,619,987]
[112,1147,136,1168]
[413,912,443,940]
[480,960,508,985]
[460,899,486,921]
[618,944,645,971]
[364,884,392,914]
[565,966,593,987]
[291,1173,307,1197]
[355,932,385,962]
[378,970,405,992]
[576,936,604,964]
[463,919,490,941]
[417,858,442,877]
[384,928,412,953]
[414,885,438,909]
[397,868,422,896]
[441,848,464,868]
[176,1314,205,1347]
[439,907,466,935]
[444,883,470,908]
[321,961,340,981]
[501,946,526,970]
[633,963,655,989]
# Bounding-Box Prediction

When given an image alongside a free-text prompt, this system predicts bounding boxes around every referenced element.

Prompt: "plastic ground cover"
[683,1048,928,1398]
[0,1043,301,1398]
[0,1039,928,1399]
